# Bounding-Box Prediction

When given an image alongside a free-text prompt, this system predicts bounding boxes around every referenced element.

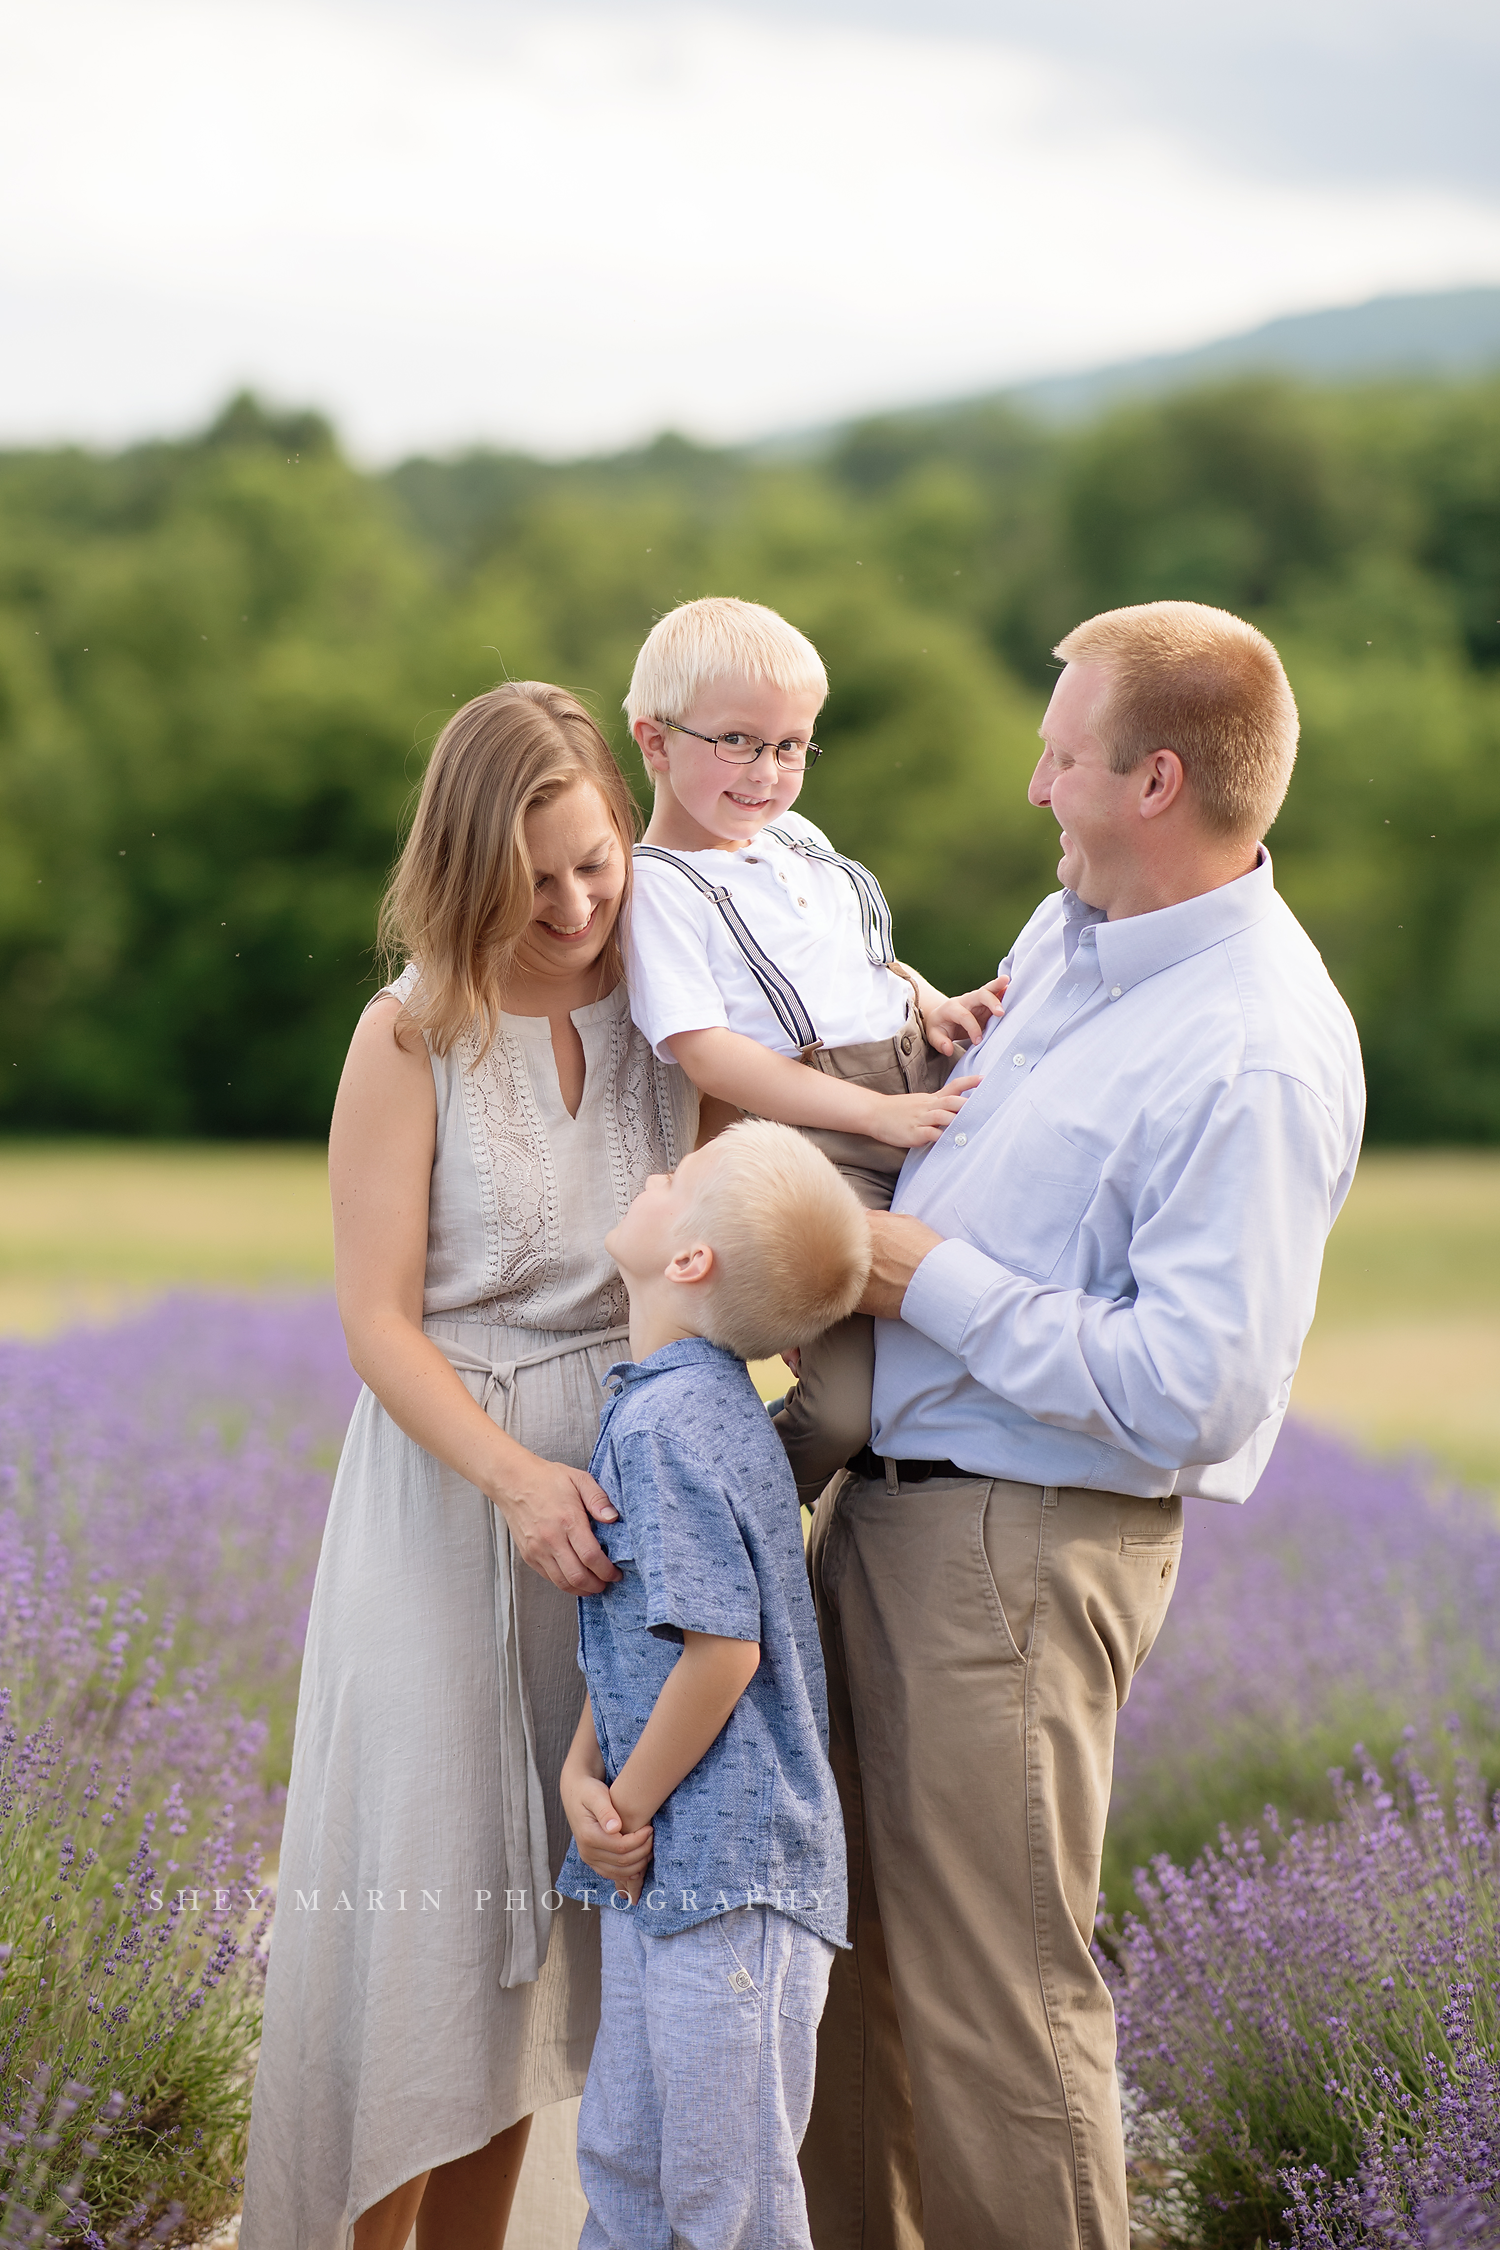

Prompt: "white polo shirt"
[626,811,913,1060]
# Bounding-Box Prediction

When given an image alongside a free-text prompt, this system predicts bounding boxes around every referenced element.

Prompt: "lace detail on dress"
[575,1020,683,1332]
[458,1028,557,1323]
[604,1018,683,1216]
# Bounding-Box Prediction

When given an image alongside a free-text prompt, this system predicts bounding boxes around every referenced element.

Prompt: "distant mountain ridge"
[1002,287,1500,422]
[748,288,1500,456]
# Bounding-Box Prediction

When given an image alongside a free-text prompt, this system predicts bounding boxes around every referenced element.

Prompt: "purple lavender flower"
[1108,1420,1500,1913]
[1107,1756,1500,2249]
[0,1294,353,2239]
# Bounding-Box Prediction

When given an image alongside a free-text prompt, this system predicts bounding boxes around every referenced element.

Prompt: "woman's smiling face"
[515,779,627,977]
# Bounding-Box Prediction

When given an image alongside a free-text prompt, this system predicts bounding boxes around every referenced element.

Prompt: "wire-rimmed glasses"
[658,720,821,772]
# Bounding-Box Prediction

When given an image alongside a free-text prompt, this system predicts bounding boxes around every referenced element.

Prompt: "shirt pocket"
[953,1100,1101,1283]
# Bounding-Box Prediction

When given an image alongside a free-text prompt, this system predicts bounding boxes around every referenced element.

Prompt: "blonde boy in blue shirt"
[559,1119,870,2248]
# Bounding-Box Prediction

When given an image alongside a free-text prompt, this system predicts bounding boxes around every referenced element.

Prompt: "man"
[801,601,1365,2250]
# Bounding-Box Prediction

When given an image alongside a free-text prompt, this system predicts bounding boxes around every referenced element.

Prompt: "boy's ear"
[663,1241,714,1289]
[633,716,671,777]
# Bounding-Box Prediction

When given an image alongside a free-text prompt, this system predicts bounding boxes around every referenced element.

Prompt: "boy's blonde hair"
[682,1120,871,1364]
[624,597,828,734]
[379,682,639,1056]
[1054,601,1298,842]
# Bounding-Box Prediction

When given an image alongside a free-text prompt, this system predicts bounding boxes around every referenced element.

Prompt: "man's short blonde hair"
[682,1120,871,1364]
[1054,601,1298,841]
[624,597,828,733]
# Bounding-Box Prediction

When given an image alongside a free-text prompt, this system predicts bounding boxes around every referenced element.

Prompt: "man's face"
[639,679,821,851]
[1029,662,1144,912]
[605,1142,722,1285]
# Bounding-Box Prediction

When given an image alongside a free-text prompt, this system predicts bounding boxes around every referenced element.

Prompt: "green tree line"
[1,377,1497,1140]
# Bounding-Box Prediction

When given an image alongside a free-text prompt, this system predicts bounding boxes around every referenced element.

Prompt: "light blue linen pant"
[578,1904,835,2249]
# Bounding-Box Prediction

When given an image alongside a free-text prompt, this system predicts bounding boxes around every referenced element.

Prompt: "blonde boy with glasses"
[624,596,1005,1501]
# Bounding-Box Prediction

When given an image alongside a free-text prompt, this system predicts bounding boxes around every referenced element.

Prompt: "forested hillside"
[2,377,1497,1140]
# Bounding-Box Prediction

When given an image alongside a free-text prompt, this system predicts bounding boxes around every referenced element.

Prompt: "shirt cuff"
[900,1237,1007,1355]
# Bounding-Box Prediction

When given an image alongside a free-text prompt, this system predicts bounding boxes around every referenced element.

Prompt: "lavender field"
[1,1294,1497,2245]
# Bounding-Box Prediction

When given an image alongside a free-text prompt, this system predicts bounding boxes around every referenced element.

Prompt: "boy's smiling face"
[634,677,823,852]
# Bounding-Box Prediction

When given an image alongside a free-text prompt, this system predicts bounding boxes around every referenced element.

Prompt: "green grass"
[1,1138,1497,1482]
[0,1139,333,1334]
[1293,1149,1500,1487]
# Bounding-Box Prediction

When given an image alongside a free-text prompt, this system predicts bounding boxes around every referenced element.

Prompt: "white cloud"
[4,0,1500,457]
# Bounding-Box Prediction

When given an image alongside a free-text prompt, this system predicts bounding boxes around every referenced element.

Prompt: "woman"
[241,684,697,2250]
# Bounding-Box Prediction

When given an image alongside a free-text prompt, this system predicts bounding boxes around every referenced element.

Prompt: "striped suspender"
[762,826,897,966]
[633,845,821,1051]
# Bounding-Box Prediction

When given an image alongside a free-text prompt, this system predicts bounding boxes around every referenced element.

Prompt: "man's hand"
[494,1459,623,1595]
[923,976,1009,1057]
[859,1211,945,1320]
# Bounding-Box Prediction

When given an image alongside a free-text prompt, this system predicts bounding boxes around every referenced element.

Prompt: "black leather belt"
[846,1443,966,1485]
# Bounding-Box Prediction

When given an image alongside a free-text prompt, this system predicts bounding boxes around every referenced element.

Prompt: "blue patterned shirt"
[556,1337,847,1946]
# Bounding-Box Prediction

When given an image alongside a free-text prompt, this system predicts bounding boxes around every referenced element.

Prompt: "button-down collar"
[603,1336,736,1397]
[1091,845,1274,998]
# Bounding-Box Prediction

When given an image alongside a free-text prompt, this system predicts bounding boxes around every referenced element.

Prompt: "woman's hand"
[861,1077,980,1151]
[494,1459,623,1595]
[923,976,1009,1057]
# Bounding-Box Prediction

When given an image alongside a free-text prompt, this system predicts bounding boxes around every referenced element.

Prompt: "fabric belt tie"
[431,1321,629,1988]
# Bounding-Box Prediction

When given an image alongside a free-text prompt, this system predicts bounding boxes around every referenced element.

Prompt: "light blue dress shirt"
[872,851,1365,1502]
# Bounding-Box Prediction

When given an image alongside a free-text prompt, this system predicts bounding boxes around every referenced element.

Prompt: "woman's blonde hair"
[684,1120,872,1363]
[378,682,640,1055]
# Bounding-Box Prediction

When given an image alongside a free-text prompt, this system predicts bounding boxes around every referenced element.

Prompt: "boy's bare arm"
[608,1631,761,1844]
[896,965,1009,1057]
[560,1700,655,1893]
[668,1027,977,1150]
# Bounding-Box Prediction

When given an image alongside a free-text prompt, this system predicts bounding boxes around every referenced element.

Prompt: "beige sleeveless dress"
[241,976,697,2250]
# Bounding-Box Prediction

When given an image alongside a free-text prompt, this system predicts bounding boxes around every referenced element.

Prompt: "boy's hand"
[562,1771,654,1901]
[864,1077,980,1150]
[923,976,1009,1057]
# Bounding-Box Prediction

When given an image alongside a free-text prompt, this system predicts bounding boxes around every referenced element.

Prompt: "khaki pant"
[773,1027,949,1503]
[801,1468,1183,2250]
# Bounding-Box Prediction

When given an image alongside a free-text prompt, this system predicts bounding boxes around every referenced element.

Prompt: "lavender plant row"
[1109,1755,1500,2248]
[4,1295,1499,2243]
[1108,1419,1500,1904]
[0,1297,356,2242]
[1106,1422,1500,2247]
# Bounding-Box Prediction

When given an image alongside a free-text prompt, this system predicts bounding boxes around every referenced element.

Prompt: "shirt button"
[1110,986,1122,999]
[954,1132,967,1146]
[1011,1053,1026,1067]
[777,872,788,884]
[797,896,807,907]
[729,1968,753,1993]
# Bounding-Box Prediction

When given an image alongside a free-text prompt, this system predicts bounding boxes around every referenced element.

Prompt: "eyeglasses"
[658,720,821,772]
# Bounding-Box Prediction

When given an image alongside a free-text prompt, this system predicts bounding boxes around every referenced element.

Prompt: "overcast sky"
[4,0,1498,460]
